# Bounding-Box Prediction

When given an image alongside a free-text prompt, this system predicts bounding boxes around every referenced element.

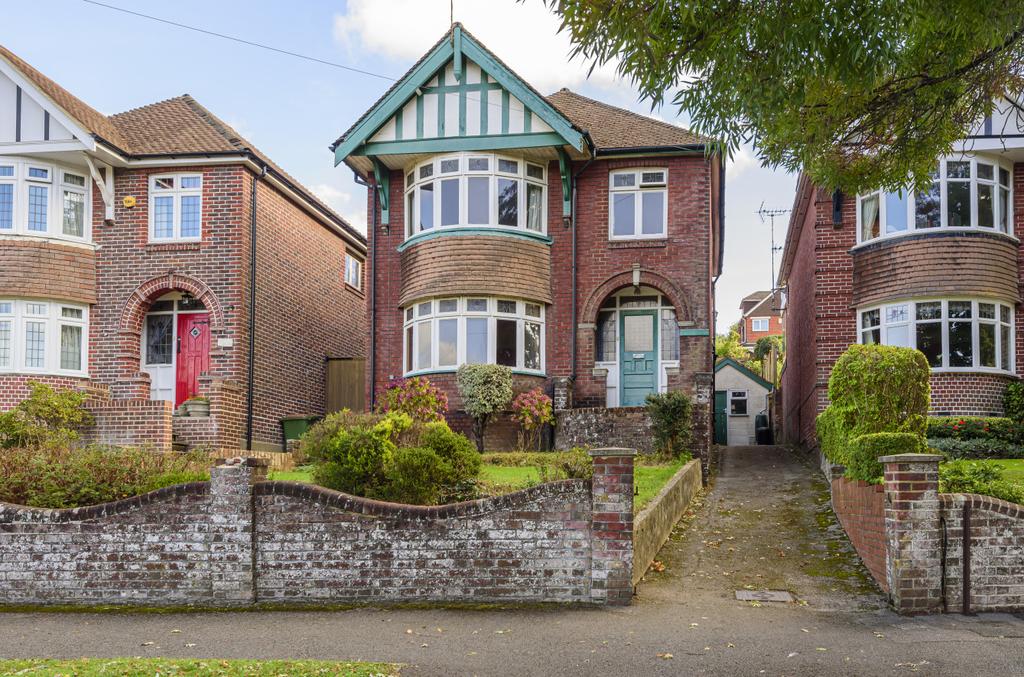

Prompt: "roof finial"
[450,0,454,27]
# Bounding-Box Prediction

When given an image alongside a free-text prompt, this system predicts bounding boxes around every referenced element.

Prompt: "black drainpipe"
[245,165,267,451]
[354,171,378,410]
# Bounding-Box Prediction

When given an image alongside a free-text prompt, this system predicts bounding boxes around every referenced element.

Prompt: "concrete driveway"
[1,446,1022,676]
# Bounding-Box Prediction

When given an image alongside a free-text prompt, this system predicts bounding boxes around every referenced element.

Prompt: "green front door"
[619,310,658,406]
[713,390,728,444]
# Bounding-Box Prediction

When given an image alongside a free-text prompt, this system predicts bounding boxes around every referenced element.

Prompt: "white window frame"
[0,299,88,377]
[0,157,92,243]
[858,298,1014,374]
[856,155,1014,245]
[345,253,363,290]
[728,390,749,416]
[750,317,770,333]
[403,152,547,240]
[401,296,545,375]
[149,173,203,242]
[608,168,668,240]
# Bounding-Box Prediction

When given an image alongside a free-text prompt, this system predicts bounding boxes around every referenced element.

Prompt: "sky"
[2,0,797,333]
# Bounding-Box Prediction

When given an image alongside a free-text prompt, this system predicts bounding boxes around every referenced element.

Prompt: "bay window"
[404,153,546,238]
[0,159,90,243]
[149,174,203,242]
[860,299,1013,372]
[609,169,668,239]
[402,297,544,374]
[857,156,1013,244]
[0,299,88,375]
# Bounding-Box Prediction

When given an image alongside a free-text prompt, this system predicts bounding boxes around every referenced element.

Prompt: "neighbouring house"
[737,289,783,348]
[713,357,772,446]
[0,45,367,451]
[330,25,723,457]
[778,98,1024,447]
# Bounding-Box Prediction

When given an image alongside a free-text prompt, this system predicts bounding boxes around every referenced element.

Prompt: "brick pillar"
[552,377,574,411]
[208,457,267,604]
[881,453,944,615]
[589,447,636,605]
[692,372,713,485]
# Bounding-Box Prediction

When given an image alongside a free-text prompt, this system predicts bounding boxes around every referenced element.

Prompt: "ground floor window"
[0,299,87,375]
[402,296,544,375]
[859,298,1013,373]
[729,390,748,415]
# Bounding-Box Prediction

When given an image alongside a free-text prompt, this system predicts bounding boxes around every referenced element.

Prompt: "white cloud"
[309,182,367,234]
[332,0,625,93]
[726,145,759,180]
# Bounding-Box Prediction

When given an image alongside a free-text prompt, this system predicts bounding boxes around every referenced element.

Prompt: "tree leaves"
[544,0,1024,193]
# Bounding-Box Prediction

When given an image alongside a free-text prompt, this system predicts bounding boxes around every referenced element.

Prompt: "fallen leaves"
[656,652,673,660]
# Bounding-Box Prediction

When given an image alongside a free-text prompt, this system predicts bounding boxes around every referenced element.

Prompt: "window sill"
[850,227,1019,253]
[607,238,668,249]
[928,368,1016,377]
[0,370,90,379]
[146,241,202,252]
[345,282,365,298]
[403,367,546,379]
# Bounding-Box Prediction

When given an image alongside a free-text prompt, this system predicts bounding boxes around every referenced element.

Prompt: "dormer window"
[404,153,547,239]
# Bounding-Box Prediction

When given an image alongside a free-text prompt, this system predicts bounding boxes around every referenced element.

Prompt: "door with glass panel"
[141,296,210,406]
[619,310,658,406]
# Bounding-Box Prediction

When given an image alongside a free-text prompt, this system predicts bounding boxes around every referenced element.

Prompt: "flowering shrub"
[376,376,449,423]
[926,416,1023,444]
[511,388,554,451]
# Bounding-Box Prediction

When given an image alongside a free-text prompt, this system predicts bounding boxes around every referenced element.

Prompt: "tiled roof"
[0,45,362,244]
[742,290,773,303]
[545,89,709,151]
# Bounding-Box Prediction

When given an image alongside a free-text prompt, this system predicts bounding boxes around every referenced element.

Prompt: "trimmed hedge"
[927,437,1024,460]
[1003,381,1024,423]
[939,459,1024,505]
[817,345,930,478]
[927,416,1024,444]
[846,432,922,482]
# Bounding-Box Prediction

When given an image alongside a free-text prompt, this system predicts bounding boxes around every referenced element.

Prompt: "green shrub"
[939,459,1024,505]
[383,446,448,504]
[299,410,381,463]
[926,416,1024,444]
[456,364,514,452]
[419,421,481,483]
[817,345,930,468]
[846,432,922,482]
[927,437,1024,460]
[539,446,593,482]
[482,451,561,467]
[0,446,208,509]
[1003,381,1024,423]
[310,413,409,498]
[0,382,94,449]
[645,391,693,458]
[376,376,449,423]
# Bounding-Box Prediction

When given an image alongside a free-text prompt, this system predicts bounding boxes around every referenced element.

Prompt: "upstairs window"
[751,317,770,332]
[404,153,546,239]
[0,159,91,242]
[609,169,667,240]
[150,174,202,242]
[344,253,363,290]
[857,156,1013,244]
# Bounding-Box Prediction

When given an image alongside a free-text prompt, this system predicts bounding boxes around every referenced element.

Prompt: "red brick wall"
[831,476,888,592]
[366,154,715,438]
[250,173,366,446]
[741,313,783,345]
[0,374,90,410]
[929,372,1012,416]
[0,239,96,304]
[85,398,173,449]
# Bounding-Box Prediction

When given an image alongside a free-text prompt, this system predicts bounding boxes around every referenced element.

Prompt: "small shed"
[713,358,773,446]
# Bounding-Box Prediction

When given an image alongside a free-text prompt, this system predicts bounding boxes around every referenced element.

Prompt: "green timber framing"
[331,23,592,224]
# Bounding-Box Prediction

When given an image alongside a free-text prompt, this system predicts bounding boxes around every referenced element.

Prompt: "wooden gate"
[326,358,366,413]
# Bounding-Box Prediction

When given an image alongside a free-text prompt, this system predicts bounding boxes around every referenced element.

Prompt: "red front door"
[175,313,211,407]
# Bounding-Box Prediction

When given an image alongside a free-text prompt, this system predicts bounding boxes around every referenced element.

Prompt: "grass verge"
[0,658,397,676]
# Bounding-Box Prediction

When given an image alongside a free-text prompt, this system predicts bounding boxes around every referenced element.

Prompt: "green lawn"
[987,459,1024,485]
[0,658,397,676]
[270,458,690,513]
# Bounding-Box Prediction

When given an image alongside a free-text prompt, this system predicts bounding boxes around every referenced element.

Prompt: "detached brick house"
[331,25,723,457]
[0,46,366,450]
[779,98,1024,447]
[737,290,783,348]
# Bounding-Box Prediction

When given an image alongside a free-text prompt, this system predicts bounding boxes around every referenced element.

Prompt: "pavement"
[2,446,1023,676]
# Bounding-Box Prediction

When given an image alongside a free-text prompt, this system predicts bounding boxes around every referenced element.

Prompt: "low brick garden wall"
[0,450,637,608]
[830,477,887,592]
[555,407,654,454]
[632,459,702,586]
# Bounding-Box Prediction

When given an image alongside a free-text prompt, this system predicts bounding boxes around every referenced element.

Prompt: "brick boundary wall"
[0,450,637,608]
[632,459,702,586]
[830,476,888,592]
[555,407,654,455]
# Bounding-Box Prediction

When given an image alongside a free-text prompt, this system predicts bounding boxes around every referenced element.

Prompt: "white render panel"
[48,115,73,141]
[444,92,459,137]
[508,95,525,134]
[0,73,16,142]
[401,99,417,140]
[532,116,553,134]
[422,93,438,137]
[466,95,481,135]
[466,61,481,84]
[20,92,45,141]
[486,96,502,135]
[370,117,396,143]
